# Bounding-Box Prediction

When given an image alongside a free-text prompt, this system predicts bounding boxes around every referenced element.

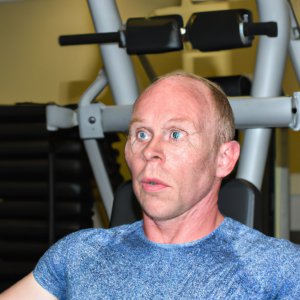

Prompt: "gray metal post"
[85,1,140,220]
[87,0,139,105]
[236,0,290,191]
[288,1,300,86]
[78,70,115,219]
[84,139,114,218]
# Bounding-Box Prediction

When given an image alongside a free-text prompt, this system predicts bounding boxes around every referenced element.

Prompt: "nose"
[142,135,166,163]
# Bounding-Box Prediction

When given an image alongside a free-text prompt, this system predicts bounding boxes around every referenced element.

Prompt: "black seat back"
[109,179,262,231]
[109,180,142,228]
[218,179,262,231]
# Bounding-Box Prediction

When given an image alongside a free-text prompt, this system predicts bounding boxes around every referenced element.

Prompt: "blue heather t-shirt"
[33,218,300,299]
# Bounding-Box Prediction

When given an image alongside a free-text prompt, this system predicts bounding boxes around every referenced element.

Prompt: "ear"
[215,141,240,178]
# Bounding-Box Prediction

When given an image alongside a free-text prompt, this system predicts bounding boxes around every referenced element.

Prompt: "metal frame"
[47,0,300,225]
[47,94,300,134]
[236,0,291,191]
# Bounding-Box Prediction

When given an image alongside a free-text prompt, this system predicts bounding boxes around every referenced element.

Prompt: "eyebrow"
[129,117,198,131]
[166,117,195,124]
[166,118,198,131]
[129,117,144,127]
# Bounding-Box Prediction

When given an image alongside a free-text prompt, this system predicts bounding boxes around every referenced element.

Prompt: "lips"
[140,177,169,192]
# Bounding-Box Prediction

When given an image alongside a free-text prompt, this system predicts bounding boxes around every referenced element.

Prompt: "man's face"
[125,77,219,222]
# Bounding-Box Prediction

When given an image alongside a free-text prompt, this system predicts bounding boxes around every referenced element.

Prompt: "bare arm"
[0,272,57,300]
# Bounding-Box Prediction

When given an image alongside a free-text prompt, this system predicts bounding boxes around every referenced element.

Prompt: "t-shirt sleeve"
[274,246,300,299]
[33,235,71,300]
[275,276,300,299]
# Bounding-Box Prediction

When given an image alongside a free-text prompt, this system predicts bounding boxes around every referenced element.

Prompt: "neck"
[142,186,224,244]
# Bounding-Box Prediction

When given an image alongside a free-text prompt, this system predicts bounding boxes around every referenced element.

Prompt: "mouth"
[140,177,169,192]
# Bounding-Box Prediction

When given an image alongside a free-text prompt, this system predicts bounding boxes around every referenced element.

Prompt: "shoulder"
[53,221,143,251]
[205,218,300,297]
[221,218,300,253]
[220,218,300,271]
[33,221,144,295]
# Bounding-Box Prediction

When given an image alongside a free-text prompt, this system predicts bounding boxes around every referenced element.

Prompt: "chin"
[141,201,183,222]
[135,187,184,221]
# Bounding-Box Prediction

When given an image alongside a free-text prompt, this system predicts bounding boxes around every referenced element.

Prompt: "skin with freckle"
[125,77,222,224]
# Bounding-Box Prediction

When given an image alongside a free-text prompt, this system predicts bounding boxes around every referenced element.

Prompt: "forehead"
[132,77,215,129]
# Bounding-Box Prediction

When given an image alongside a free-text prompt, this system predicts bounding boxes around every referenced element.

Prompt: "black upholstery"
[109,178,262,231]
[109,180,142,228]
[218,179,262,231]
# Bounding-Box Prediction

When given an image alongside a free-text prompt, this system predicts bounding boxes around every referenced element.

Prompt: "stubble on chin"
[137,189,186,222]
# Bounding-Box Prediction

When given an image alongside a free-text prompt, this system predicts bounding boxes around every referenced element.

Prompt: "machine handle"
[243,22,278,38]
[59,32,120,46]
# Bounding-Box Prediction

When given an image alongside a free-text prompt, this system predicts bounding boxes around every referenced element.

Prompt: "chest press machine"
[46,0,300,232]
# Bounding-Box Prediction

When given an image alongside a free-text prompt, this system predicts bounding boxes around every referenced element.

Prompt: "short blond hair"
[151,70,235,148]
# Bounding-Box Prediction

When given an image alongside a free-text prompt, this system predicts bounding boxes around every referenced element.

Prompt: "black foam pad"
[218,179,262,231]
[109,180,142,228]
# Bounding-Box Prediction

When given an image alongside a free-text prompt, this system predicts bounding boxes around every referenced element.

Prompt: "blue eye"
[137,131,148,140]
[171,131,183,140]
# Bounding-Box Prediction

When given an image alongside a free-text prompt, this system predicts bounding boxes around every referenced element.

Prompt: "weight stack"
[0,104,96,292]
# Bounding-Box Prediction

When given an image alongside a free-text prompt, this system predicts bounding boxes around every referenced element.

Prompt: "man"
[2,71,300,299]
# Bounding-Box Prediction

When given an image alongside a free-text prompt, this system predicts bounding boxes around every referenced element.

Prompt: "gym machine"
[47,0,300,233]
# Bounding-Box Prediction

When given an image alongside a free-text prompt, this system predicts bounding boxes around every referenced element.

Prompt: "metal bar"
[78,70,113,219]
[87,0,139,105]
[46,105,78,131]
[59,32,120,46]
[83,139,114,219]
[79,69,107,107]
[102,105,133,132]
[289,40,300,86]
[99,96,297,133]
[46,95,298,135]
[288,0,300,86]
[138,55,157,83]
[85,0,139,220]
[236,0,291,191]
[230,96,294,128]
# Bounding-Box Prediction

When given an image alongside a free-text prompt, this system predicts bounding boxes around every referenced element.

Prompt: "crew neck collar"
[136,217,228,248]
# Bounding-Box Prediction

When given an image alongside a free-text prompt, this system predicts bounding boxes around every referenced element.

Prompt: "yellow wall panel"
[0,0,104,105]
